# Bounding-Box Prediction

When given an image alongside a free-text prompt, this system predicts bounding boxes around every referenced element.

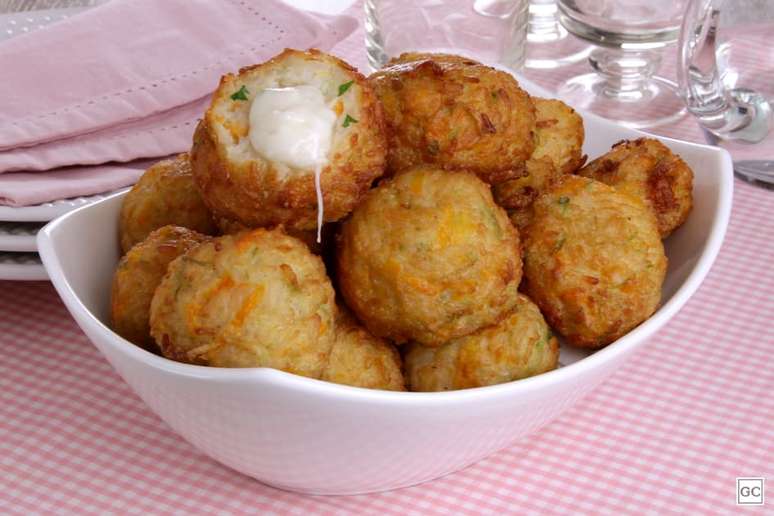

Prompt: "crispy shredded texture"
[368,52,536,184]
[191,49,388,231]
[405,294,558,391]
[522,176,667,348]
[119,154,216,253]
[336,166,522,346]
[578,138,693,238]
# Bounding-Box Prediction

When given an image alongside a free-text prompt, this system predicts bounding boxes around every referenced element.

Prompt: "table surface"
[1,2,773,515]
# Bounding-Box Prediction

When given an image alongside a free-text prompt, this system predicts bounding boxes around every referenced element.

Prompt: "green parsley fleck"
[338,80,354,96]
[448,127,459,141]
[558,195,570,214]
[536,329,552,350]
[230,85,249,101]
[427,140,440,155]
[552,236,566,253]
[343,114,358,128]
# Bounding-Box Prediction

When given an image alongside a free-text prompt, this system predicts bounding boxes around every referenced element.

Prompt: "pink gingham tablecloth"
[2,7,774,516]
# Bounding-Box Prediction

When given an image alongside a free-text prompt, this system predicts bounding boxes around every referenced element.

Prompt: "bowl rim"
[37,138,734,407]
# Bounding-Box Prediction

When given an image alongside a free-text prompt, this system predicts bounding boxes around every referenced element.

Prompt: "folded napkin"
[0,0,357,205]
[0,161,151,207]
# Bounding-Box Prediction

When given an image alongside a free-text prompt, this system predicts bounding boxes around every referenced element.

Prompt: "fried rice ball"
[150,228,336,377]
[368,52,536,184]
[493,97,585,230]
[578,138,693,238]
[190,49,387,232]
[530,97,586,175]
[119,153,216,253]
[111,225,208,351]
[405,294,559,391]
[320,308,405,391]
[337,166,522,347]
[523,176,667,349]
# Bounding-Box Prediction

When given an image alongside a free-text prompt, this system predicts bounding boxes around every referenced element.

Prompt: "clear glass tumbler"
[679,0,774,186]
[556,0,688,128]
[524,0,591,69]
[365,0,529,71]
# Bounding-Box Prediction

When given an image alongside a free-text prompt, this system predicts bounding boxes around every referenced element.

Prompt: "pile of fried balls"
[111,49,694,392]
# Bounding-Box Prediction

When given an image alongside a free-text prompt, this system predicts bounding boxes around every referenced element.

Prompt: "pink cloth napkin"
[0,161,151,207]
[0,0,357,206]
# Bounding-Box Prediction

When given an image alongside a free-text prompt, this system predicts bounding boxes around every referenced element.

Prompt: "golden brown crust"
[492,97,585,230]
[149,228,336,377]
[368,53,536,184]
[531,97,586,175]
[494,157,559,232]
[387,53,483,67]
[320,307,405,390]
[191,49,388,231]
[522,176,667,348]
[111,225,209,351]
[336,166,522,346]
[118,154,216,253]
[405,294,559,391]
[577,138,693,238]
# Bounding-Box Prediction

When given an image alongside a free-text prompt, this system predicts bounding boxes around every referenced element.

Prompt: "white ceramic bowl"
[38,112,732,494]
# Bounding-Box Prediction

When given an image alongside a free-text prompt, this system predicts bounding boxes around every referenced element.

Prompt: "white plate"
[0,252,47,281]
[0,221,44,251]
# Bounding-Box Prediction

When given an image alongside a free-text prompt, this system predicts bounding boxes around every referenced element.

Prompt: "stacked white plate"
[0,4,110,281]
[0,192,122,280]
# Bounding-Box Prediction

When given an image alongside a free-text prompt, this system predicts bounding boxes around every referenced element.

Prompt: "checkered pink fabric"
[2,6,773,515]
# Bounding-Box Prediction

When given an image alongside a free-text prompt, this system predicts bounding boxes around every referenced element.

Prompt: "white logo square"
[737,478,765,505]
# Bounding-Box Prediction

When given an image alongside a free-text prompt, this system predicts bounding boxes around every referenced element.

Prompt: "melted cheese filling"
[248,86,336,242]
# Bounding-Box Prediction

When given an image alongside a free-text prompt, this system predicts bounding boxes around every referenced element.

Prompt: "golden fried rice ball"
[405,294,559,391]
[337,166,522,346]
[531,97,586,175]
[119,154,216,253]
[191,49,387,232]
[150,228,336,377]
[578,138,693,238]
[523,176,667,348]
[493,97,585,230]
[111,225,208,351]
[320,308,405,391]
[368,52,536,184]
